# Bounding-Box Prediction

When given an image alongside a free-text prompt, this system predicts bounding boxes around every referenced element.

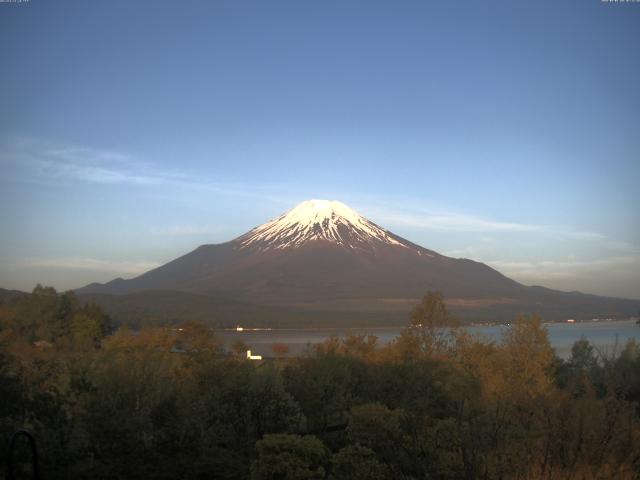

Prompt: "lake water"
[217,319,640,359]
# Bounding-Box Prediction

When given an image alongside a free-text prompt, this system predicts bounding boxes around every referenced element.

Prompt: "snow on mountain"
[237,199,408,250]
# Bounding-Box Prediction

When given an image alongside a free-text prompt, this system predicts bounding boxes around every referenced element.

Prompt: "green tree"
[51,290,78,342]
[251,434,330,480]
[331,444,390,480]
[347,403,410,476]
[71,303,112,349]
[283,355,363,433]
[80,327,179,479]
[554,337,602,396]
[612,339,640,410]
[569,336,598,371]
[71,311,103,349]
[10,285,59,342]
[0,345,26,449]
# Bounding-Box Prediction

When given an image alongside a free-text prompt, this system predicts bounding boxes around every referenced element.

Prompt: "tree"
[569,336,598,371]
[312,335,378,358]
[71,311,103,350]
[51,290,78,342]
[231,339,250,357]
[387,292,458,359]
[11,285,59,342]
[410,291,456,329]
[71,303,113,349]
[283,355,361,433]
[331,444,390,480]
[251,434,330,480]
[80,327,179,479]
[500,314,555,399]
[32,284,57,297]
[342,335,378,358]
[314,335,342,356]
[0,345,26,445]
[347,403,408,475]
[612,339,640,409]
[272,343,290,358]
[173,320,220,358]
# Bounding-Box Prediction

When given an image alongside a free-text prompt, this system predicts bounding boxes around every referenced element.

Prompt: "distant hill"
[77,199,640,326]
[0,287,28,304]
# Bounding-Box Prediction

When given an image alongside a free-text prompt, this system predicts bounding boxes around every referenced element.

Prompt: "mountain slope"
[77,200,640,323]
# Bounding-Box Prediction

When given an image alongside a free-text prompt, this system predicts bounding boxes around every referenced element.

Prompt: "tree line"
[1,287,639,479]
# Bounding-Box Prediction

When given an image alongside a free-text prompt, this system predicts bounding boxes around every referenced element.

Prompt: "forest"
[1,286,639,479]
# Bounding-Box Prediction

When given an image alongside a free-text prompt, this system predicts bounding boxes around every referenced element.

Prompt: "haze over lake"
[219,319,640,359]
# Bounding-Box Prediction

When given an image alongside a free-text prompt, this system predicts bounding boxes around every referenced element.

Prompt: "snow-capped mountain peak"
[237,199,407,250]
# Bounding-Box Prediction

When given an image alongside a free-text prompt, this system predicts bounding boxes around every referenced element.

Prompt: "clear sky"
[1,0,639,299]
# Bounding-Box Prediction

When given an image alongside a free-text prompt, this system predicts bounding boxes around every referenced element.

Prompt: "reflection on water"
[217,319,640,359]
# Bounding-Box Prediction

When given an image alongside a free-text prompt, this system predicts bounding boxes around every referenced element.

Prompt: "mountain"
[0,287,28,304]
[77,200,640,325]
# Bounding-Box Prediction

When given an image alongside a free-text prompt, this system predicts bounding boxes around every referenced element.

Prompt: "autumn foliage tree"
[272,343,290,358]
[1,287,639,479]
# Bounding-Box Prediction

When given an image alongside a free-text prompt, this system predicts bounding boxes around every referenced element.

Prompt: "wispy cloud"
[0,137,174,186]
[487,255,640,280]
[0,136,294,204]
[37,143,181,186]
[20,257,161,275]
[155,225,222,236]
[364,205,543,233]
[360,201,609,239]
[398,212,540,232]
[43,161,162,185]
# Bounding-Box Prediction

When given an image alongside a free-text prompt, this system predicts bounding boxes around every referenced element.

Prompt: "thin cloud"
[36,142,177,185]
[487,255,640,280]
[157,225,222,236]
[21,257,161,275]
[1,137,292,203]
[46,146,132,164]
[360,202,607,239]
[557,230,607,240]
[39,160,162,185]
[2,137,189,186]
[366,207,542,233]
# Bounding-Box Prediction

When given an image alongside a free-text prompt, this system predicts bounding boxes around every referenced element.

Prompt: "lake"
[217,319,640,359]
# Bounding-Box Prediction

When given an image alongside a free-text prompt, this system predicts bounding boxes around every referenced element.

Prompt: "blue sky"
[1,0,639,299]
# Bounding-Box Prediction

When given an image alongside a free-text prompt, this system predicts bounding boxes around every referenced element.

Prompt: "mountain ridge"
[76,200,640,324]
